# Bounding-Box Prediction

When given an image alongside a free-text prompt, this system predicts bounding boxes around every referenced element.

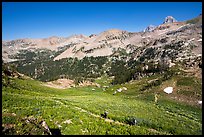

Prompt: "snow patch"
[163,87,173,94]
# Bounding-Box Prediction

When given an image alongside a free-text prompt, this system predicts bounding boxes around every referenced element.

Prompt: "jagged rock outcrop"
[144,25,156,32]
[163,16,177,24]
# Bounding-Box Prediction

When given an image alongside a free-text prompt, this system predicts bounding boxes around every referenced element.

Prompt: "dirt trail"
[50,98,171,134]
[51,98,126,125]
[2,93,171,135]
[74,106,171,134]
[74,106,126,125]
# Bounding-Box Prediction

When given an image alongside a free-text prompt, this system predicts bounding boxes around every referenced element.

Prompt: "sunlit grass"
[2,74,202,135]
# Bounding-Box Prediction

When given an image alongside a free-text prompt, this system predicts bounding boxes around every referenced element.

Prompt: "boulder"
[117,88,123,92]
[127,117,137,125]
[122,87,127,90]
[101,111,108,118]
[63,119,72,124]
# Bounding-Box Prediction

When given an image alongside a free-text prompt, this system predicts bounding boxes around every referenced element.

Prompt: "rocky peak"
[101,29,124,36]
[106,29,123,33]
[144,25,156,32]
[89,34,97,38]
[163,16,177,24]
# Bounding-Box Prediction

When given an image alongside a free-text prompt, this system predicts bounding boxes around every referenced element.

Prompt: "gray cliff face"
[163,16,177,24]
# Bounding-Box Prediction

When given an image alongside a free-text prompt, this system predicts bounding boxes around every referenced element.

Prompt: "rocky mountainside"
[2,15,202,82]
[3,15,202,61]
[2,35,87,62]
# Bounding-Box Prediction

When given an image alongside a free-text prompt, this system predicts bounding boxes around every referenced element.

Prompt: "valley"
[2,63,202,135]
[2,14,202,135]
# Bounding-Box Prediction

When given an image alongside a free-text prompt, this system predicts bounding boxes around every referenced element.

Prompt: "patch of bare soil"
[43,79,100,89]
[2,124,16,129]
[180,68,202,79]
[2,113,17,117]
[168,92,201,107]
[43,79,75,89]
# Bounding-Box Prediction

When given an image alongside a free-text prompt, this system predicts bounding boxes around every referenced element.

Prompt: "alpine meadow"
[2,2,202,135]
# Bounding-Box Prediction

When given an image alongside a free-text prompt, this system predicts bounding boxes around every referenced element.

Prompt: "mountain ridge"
[2,15,202,83]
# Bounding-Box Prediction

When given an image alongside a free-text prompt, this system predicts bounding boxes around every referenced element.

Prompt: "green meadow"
[2,73,202,135]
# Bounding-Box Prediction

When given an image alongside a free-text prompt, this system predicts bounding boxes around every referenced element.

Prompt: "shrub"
[186,18,200,24]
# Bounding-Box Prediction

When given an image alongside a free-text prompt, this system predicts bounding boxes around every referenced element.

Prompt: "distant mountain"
[163,16,177,24]
[3,15,201,61]
[2,15,202,82]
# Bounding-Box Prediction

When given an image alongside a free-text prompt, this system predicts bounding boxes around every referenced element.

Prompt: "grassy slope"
[2,73,202,135]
